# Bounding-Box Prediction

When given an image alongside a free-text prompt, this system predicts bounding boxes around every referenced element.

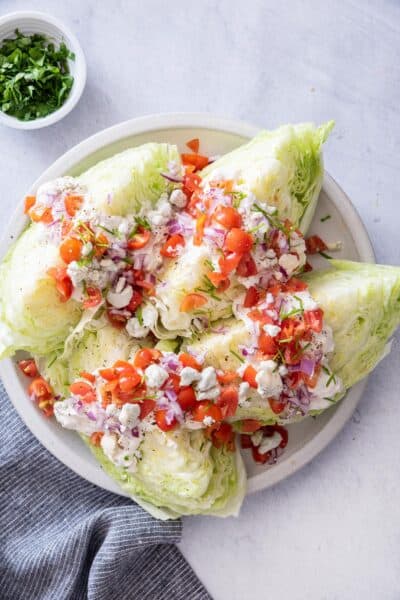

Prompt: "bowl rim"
[0,112,376,498]
[0,10,87,130]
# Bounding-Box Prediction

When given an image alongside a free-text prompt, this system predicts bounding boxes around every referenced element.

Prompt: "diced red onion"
[161,172,183,183]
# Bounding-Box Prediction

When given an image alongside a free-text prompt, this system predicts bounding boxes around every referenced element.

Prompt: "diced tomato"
[218,252,242,275]
[268,397,287,414]
[244,286,260,308]
[139,398,156,419]
[119,371,141,392]
[283,341,302,366]
[113,360,138,376]
[90,432,104,446]
[127,229,151,250]
[180,292,207,312]
[177,386,197,411]
[99,367,119,381]
[181,153,209,170]
[304,308,324,333]
[217,371,238,385]
[160,234,185,258]
[211,422,235,451]
[64,194,83,217]
[283,277,308,293]
[155,409,178,432]
[70,381,94,397]
[192,401,223,423]
[247,308,264,322]
[258,332,278,356]
[48,267,73,302]
[60,237,83,264]
[303,364,321,389]
[24,195,36,214]
[94,233,109,257]
[251,445,270,464]
[206,270,229,288]
[216,278,230,293]
[28,377,53,401]
[264,424,288,449]
[61,220,73,239]
[224,228,253,254]
[106,309,128,329]
[162,373,180,393]
[243,365,258,388]
[29,207,53,224]
[305,235,328,254]
[126,289,143,313]
[193,213,207,245]
[213,206,242,229]
[80,371,96,383]
[183,172,201,196]
[83,287,102,309]
[236,252,257,277]
[279,318,307,343]
[18,359,38,378]
[186,138,200,153]
[216,386,238,418]
[303,262,313,272]
[179,352,202,371]
[240,434,253,449]
[240,419,262,433]
[133,348,161,370]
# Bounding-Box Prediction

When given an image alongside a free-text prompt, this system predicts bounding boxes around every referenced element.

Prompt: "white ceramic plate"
[0,113,375,497]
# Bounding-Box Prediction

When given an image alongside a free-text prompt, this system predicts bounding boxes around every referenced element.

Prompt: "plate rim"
[0,112,375,498]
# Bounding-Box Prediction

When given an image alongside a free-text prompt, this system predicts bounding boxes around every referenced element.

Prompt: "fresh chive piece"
[229,350,244,363]
[320,215,331,222]
[319,250,333,260]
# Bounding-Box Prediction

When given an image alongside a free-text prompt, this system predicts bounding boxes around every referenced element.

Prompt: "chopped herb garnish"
[322,365,337,386]
[0,30,74,121]
[230,191,246,208]
[136,306,143,326]
[204,258,214,271]
[195,276,221,301]
[319,250,333,260]
[320,215,331,222]
[229,349,244,363]
[323,397,336,403]
[98,224,118,237]
[135,216,151,231]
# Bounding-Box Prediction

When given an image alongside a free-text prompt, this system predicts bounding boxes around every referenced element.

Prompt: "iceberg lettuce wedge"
[0,224,81,359]
[152,122,333,337]
[186,260,400,422]
[86,428,246,520]
[78,143,181,216]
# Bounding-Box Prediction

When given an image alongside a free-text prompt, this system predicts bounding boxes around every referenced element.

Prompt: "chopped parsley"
[0,30,74,121]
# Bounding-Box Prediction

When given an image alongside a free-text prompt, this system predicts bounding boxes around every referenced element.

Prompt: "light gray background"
[1,1,399,598]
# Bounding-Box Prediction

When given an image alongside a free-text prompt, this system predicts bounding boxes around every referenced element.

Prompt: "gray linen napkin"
[0,381,211,600]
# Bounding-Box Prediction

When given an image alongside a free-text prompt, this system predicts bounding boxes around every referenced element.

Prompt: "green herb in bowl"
[0,29,75,121]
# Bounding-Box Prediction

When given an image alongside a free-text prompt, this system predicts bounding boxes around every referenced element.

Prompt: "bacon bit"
[24,195,36,214]
[186,138,200,153]
[305,235,328,254]
[90,432,104,446]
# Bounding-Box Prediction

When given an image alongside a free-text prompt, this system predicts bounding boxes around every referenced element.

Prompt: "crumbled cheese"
[203,416,215,427]
[126,317,150,338]
[107,283,133,309]
[180,367,201,387]
[238,381,251,406]
[258,432,282,454]
[196,366,220,400]
[145,364,169,388]
[255,360,283,399]
[278,253,300,275]
[81,241,93,257]
[250,430,264,447]
[148,199,173,227]
[169,189,187,208]
[263,323,281,337]
[119,403,140,428]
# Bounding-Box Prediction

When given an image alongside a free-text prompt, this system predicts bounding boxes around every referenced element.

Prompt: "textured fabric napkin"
[0,381,211,600]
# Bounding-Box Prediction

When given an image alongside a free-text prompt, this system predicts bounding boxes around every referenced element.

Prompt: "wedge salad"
[1,122,400,520]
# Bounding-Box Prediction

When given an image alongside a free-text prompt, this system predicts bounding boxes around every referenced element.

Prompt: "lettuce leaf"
[86,428,246,519]
[0,224,81,359]
[78,143,181,216]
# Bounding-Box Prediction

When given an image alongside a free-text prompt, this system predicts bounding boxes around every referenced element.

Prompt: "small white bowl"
[0,11,86,129]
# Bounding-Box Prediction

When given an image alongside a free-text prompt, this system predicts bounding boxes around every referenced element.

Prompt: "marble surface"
[1,1,399,598]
